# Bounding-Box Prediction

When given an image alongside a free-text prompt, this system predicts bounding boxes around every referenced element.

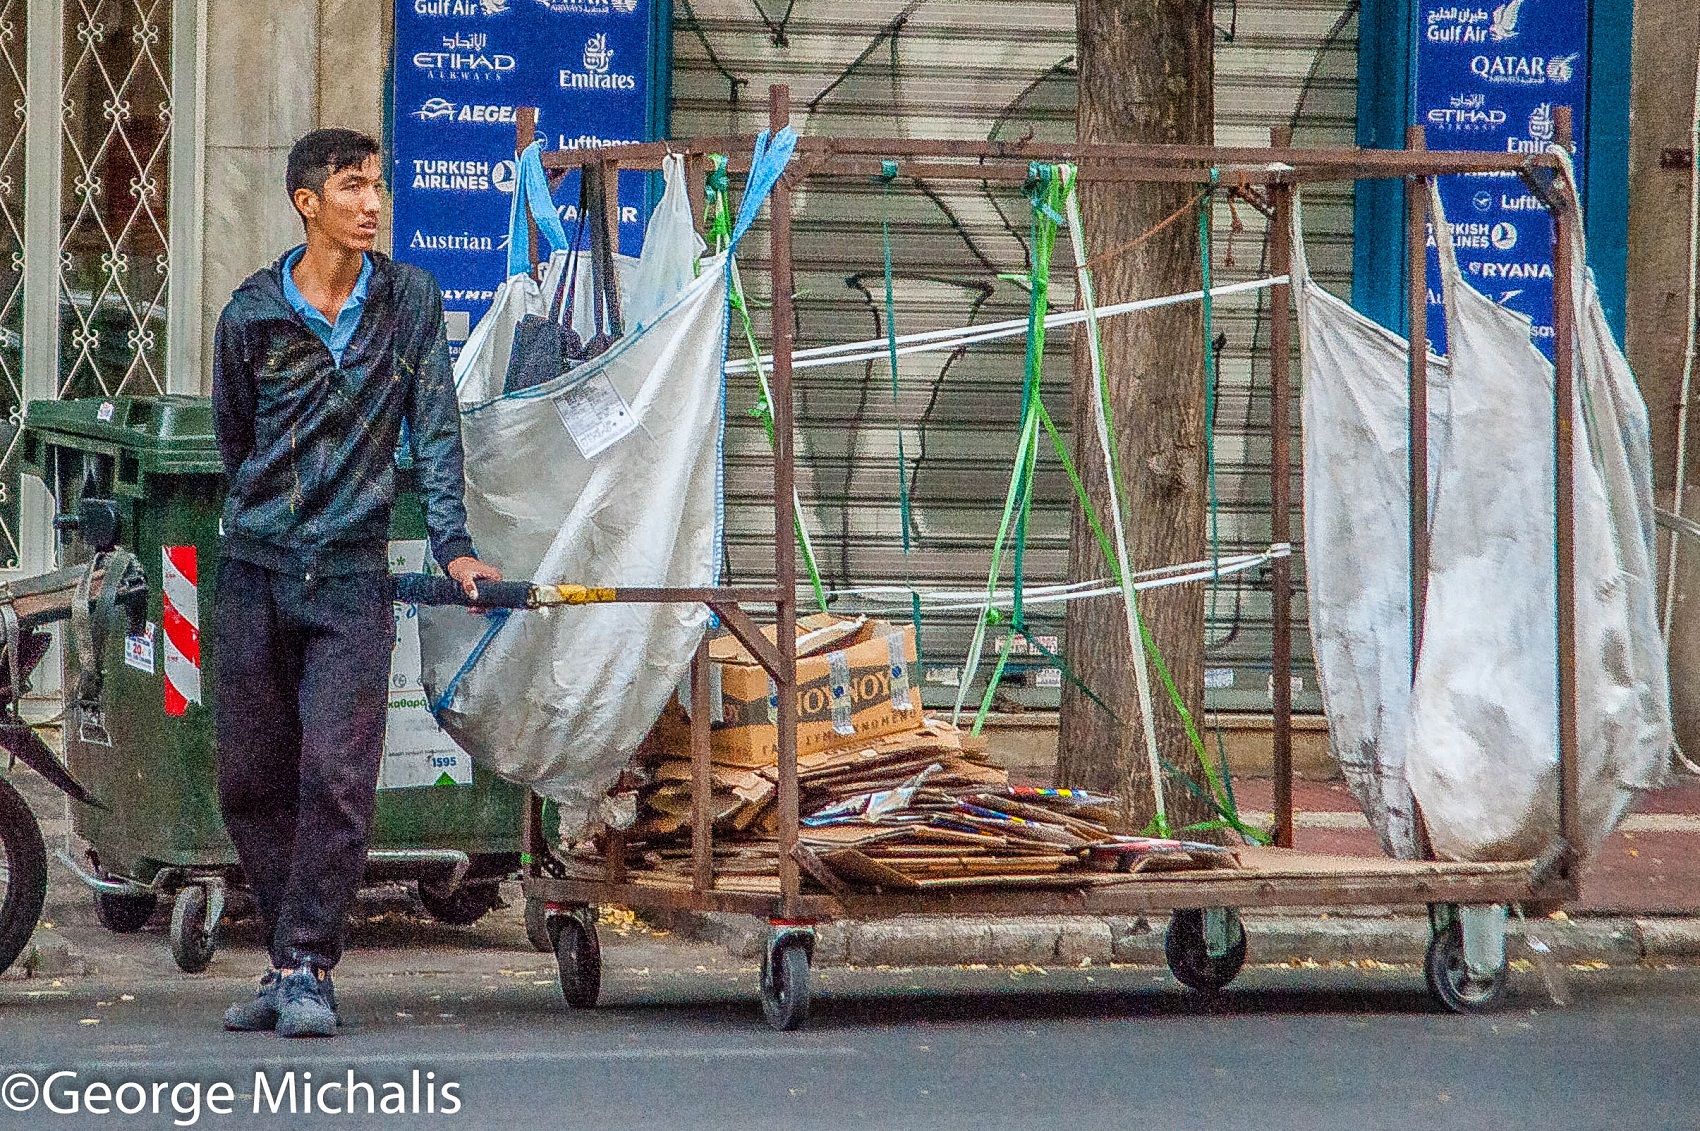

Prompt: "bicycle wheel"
[0,777,47,977]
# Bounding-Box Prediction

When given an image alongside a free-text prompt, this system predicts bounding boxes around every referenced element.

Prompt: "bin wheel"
[550,912,601,1009]
[0,776,48,977]
[760,942,811,1031]
[1165,909,1247,993]
[169,886,217,974]
[524,897,552,953]
[1425,919,1507,1014]
[94,889,157,934]
[418,880,501,926]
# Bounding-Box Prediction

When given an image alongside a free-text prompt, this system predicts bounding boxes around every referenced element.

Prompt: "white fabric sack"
[452,273,545,403]
[1405,181,1669,863]
[1293,198,1450,859]
[419,253,731,835]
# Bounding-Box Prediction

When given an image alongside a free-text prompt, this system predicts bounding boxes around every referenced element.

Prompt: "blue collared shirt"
[281,245,372,366]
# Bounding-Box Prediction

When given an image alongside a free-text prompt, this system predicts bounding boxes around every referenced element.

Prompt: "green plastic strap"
[708,157,828,612]
[881,166,924,654]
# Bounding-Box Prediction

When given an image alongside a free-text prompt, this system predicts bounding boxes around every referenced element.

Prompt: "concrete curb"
[645,909,1700,967]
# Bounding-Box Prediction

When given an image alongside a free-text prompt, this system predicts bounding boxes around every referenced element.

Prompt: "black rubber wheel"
[760,943,811,1031]
[0,777,47,977]
[1164,909,1248,993]
[94,888,158,933]
[551,913,602,1009]
[1425,920,1507,1014]
[169,886,217,974]
[417,881,502,926]
[524,897,552,953]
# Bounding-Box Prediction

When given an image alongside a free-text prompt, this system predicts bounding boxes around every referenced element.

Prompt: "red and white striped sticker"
[162,545,201,716]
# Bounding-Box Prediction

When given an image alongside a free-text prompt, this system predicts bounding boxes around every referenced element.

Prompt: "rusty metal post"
[516,108,541,273]
[1266,128,1295,850]
[767,85,803,915]
[685,152,708,242]
[1405,125,1431,664]
[1552,107,1581,864]
[690,637,715,892]
[1405,125,1438,861]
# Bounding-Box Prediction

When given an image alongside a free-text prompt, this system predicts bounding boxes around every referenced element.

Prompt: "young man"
[211,129,500,1038]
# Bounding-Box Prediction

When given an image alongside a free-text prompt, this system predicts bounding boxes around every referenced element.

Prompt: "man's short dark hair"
[286,129,382,215]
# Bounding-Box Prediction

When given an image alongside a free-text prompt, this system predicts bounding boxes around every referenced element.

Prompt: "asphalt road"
[3,915,1698,1131]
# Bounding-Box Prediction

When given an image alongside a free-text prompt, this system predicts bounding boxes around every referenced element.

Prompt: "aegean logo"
[415,97,457,121]
[413,32,516,79]
[559,33,637,91]
[414,98,521,124]
[1469,53,1578,85]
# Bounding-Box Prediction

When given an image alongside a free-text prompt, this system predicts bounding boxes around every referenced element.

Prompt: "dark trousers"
[214,557,394,970]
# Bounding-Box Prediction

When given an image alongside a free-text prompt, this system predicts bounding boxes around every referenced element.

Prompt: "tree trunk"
[1057,0,1216,835]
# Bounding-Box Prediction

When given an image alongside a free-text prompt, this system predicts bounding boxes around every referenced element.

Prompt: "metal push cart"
[516,86,1589,1028]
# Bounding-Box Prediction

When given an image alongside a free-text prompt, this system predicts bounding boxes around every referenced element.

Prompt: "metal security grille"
[675,0,1356,713]
[55,0,172,401]
[0,1,25,569]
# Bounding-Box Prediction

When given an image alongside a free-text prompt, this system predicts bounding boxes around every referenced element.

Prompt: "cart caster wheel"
[1425,920,1506,1014]
[550,911,601,1009]
[524,897,553,953]
[94,889,157,934]
[1165,909,1247,993]
[761,941,812,1031]
[169,886,218,974]
[418,880,501,926]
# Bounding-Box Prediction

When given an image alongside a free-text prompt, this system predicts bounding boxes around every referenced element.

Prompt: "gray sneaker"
[222,970,281,1032]
[275,967,339,1038]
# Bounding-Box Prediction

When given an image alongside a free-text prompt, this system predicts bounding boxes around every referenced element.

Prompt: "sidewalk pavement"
[7,762,1700,983]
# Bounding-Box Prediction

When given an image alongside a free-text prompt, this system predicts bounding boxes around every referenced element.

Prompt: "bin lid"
[24,396,223,475]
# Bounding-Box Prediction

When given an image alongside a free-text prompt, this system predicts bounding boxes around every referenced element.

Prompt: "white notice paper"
[124,623,156,674]
[555,371,638,459]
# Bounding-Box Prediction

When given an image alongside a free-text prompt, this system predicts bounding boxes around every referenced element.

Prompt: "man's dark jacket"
[212,249,476,577]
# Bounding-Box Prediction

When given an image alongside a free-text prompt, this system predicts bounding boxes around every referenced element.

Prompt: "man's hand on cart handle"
[446,556,503,602]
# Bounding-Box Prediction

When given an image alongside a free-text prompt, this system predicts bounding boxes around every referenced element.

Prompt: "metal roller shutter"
[674,0,1358,713]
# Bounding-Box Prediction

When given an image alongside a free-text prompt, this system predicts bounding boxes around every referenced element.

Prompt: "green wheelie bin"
[20,394,531,972]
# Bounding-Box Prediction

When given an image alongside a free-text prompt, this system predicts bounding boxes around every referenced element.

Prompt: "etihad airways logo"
[413,32,516,78]
[559,33,637,91]
[1469,52,1578,85]
[1427,91,1505,130]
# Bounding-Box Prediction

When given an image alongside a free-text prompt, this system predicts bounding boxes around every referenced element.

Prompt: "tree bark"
[1057,0,1216,835]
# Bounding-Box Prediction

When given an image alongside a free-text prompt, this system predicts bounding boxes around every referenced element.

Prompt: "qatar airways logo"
[559,33,637,91]
[1469,52,1578,85]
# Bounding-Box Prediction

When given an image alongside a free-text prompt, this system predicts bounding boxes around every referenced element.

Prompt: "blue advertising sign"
[1415,0,1588,358]
[390,0,665,355]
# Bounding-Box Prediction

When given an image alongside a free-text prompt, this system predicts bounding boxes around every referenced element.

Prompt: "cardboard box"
[668,614,924,767]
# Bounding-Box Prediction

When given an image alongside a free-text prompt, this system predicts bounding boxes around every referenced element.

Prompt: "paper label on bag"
[555,371,637,460]
[886,633,914,712]
[388,540,429,692]
[124,623,156,674]
[828,650,855,735]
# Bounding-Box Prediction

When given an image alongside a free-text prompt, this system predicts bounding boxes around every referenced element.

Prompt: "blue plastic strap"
[429,608,513,718]
[728,126,799,250]
[506,141,573,277]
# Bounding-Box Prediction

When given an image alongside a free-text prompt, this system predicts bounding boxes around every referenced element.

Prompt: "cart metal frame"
[514,86,1585,1023]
